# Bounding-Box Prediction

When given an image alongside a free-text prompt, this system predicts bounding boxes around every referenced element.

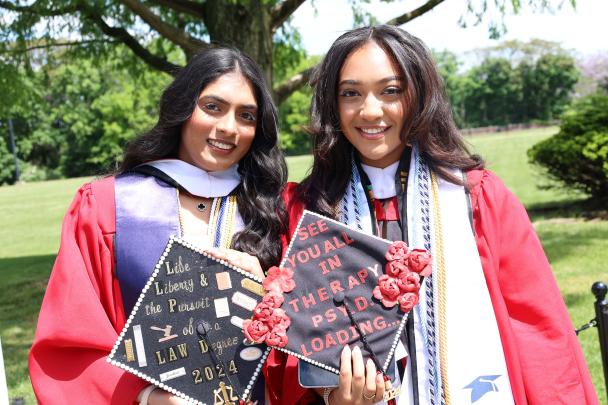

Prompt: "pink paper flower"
[242,319,269,344]
[373,275,401,308]
[262,291,285,308]
[397,271,420,293]
[263,266,296,293]
[253,302,274,321]
[265,325,288,347]
[408,249,432,277]
[398,292,419,313]
[385,241,409,261]
[385,259,409,277]
[268,308,291,329]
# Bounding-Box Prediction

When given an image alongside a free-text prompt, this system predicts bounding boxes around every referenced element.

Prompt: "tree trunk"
[203,0,274,89]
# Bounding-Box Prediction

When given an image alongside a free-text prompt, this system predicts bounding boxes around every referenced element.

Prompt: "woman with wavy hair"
[30,47,286,404]
[265,25,598,405]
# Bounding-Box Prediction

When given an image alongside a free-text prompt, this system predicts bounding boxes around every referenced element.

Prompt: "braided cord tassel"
[213,196,228,248]
[416,152,445,405]
[431,172,450,404]
[350,158,363,230]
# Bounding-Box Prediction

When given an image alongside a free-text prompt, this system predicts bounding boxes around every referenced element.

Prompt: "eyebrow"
[338,76,403,86]
[200,94,257,110]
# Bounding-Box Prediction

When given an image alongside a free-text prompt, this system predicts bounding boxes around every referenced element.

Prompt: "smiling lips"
[207,138,236,153]
[356,126,390,140]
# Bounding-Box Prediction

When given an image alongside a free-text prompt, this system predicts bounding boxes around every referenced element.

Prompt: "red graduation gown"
[29,177,148,404]
[263,170,599,405]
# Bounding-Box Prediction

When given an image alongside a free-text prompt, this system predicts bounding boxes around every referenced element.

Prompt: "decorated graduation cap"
[241,211,430,402]
[108,237,269,404]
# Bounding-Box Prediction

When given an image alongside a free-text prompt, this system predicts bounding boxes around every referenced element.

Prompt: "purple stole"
[115,172,179,315]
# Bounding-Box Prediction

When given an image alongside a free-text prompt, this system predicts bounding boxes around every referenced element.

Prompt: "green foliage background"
[0,40,581,185]
[0,48,170,185]
[529,92,608,198]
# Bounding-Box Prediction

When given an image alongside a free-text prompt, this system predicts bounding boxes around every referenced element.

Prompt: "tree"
[0,46,169,183]
[518,53,579,121]
[463,57,519,126]
[433,50,467,127]
[441,39,579,128]
[0,0,567,104]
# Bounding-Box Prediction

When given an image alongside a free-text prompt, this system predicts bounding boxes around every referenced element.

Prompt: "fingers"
[205,247,264,279]
[338,345,352,396]
[351,346,365,399]
[362,359,377,402]
[374,371,385,402]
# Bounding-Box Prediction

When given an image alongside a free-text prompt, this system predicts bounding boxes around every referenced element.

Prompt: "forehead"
[339,41,401,83]
[200,71,257,106]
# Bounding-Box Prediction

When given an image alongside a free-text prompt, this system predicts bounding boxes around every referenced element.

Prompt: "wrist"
[138,385,157,405]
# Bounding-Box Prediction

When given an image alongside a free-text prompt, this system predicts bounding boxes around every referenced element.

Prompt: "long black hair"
[298,25,483,218]
[120,47,287,270]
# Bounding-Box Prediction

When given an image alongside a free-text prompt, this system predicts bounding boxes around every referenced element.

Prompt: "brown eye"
[340,89,359,97]
[383,87,403,95]
[240,111,256,122]
[202,103,220,112]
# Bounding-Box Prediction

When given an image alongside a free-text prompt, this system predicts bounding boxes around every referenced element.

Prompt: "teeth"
[208,139,234,150]
[360,127,386,134]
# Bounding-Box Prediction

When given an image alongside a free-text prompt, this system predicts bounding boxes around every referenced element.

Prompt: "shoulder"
[282,182,304,213]
[70,176,116,235]
[281,182,305,239]
[466,169,521,213]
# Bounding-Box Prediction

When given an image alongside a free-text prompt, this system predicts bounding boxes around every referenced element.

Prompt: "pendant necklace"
[197,202,207,212]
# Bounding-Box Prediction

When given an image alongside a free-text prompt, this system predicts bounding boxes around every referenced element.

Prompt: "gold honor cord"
[208,195,238,249]
[431,172,450,405]
[222,195,237,248]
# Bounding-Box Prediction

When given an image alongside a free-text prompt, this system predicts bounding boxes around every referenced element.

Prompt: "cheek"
[338,103,357,130]
[238,127,256,150]
[386,101,405,122]
[185,111,215,138]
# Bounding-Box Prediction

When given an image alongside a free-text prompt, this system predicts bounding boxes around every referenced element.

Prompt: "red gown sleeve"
[264,182,318,405]
[29,178,148,404]
[469,170,599,404]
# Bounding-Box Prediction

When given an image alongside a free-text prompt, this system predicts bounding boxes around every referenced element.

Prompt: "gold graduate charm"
[213,381,238,405]
[383,379,401,401]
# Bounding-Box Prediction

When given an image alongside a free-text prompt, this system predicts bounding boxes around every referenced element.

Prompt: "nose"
[216,111,237,136]
[360,93,383,121]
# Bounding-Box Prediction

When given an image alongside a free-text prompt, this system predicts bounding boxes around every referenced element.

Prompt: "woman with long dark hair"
[29,47,286,404]
[265,25,597,405]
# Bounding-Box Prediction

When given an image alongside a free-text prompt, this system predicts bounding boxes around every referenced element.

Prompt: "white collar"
[361,161,399,199]
[146,159,241,198]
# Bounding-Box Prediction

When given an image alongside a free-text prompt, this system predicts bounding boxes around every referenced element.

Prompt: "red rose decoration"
[253,302,274,321]
[397,271,420,293]
[398,292,419,312]
[408,249,432,277]
[268,308,291,329]
[373,275,401,308]
[263,266,296,293]
[242,319,269,344]
[385,241,409,261]
[244,288,292,345]
[265,326,288,347]
[385,259,408,277]
[262,291,284,308]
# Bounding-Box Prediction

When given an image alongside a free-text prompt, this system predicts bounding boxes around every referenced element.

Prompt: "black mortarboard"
[269,211,409,380]
[108,237,268,404]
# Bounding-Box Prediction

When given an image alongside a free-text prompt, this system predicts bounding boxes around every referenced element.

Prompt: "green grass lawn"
[1,127,606,403]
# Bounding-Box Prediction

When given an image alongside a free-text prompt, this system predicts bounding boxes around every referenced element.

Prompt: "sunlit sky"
[291,0,607,59]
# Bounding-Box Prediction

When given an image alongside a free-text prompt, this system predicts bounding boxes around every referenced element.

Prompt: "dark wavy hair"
[120,47,287,270]
[298,25,483,218]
